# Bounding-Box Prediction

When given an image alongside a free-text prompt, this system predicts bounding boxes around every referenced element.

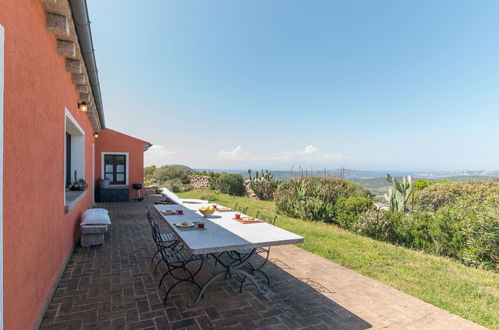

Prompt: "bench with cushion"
[80,208,111,247]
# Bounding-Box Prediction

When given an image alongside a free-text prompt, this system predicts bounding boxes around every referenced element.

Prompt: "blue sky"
[88,0,499,171]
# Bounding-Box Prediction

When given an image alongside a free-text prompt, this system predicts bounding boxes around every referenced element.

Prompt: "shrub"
[247,169,279,200]
[429,203,498,269]
[394,211,435,251]
[200,194,218,201]
[333,197,374,228]
[415,181,499,212]
[162,179,193,193]
[207,172,222,190]
[413,178,436,191]
[275,177,373,221]
[144,165,157,185]
[460,207,499,269]
[351,200,498,270]
[153,165,191,185]
[275,179,498,270]
[215,173,245,196]
[353,210,405,241]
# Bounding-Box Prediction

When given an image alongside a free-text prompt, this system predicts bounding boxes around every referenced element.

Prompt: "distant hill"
[147,164,194,172]
[194,168,417,179]
[193,168,499,180]
[172,164,194,173]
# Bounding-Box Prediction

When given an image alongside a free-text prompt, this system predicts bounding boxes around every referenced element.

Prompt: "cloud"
[218,145,249,160]
[144,145,178,166]
[277,145,346,162]
[217,145,347,163]
[302,145,318,154]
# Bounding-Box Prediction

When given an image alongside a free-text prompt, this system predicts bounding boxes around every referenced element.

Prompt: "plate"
[242,217,260,222]
[161,210,177,215]
[175,222,194,228]
[217,207,233,212]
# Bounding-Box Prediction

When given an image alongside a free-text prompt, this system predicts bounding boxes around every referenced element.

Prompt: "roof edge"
[68,0,105,128]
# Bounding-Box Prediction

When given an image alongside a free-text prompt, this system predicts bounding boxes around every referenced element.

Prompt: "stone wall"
[190,175,209,188]
[144,186,158,195]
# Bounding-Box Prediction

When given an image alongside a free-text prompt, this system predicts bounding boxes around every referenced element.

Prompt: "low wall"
[144,186,158,195]
[190,175,209,188]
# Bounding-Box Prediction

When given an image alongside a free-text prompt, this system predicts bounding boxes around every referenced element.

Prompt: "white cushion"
[160,188,208,204]
[81,210,111,226]
[160,188,182,203]
[83,208,109,216]
[181,199,209,204]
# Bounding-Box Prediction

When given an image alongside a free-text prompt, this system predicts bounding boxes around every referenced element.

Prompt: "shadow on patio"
[40,195,370,329]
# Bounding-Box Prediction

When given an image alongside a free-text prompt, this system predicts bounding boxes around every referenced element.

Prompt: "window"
[64,109,86,212]
[65,111,85,186]
[66,132,71,186]
[104,154,127,184]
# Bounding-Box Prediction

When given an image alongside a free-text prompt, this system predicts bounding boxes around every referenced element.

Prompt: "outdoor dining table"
[153,202,304,307]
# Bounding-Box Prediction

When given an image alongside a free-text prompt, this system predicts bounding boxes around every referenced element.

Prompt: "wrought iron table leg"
[188,249,264,307]
[187,272,226,307]
[233,269,267,294]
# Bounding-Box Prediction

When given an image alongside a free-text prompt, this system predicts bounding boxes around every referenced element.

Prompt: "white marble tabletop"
[153,202,304,255]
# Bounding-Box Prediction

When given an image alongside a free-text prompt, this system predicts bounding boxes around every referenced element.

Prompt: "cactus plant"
[384,187,398,211]
[68,170,88,191]
[384,174,414,212]
[247,169,280,200]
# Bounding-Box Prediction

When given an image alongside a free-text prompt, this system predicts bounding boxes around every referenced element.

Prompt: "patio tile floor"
[39,196,482,329]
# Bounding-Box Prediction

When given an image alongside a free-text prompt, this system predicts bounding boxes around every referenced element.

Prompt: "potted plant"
[68,170,88,191]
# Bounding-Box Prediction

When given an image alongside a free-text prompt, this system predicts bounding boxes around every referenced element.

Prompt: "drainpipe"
[68,0,106,128]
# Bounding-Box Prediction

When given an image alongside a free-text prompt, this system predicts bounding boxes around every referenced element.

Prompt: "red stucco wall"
[95,128,148,199]
[1,1,95,329]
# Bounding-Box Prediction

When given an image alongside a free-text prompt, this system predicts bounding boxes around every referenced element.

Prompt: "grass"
[179,188,499,328]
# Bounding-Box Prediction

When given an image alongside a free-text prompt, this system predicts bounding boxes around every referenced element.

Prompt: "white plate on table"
[175,222,195,228]
[162,210,178,216]
[241,217,260,222]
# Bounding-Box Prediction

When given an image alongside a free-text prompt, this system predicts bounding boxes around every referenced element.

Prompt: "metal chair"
[234,203,248,215]
[235,211,277,292]
[151,222,203,304]
[145,207,179,273]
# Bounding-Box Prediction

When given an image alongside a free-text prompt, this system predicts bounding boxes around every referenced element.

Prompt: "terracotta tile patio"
[39,196,482,329]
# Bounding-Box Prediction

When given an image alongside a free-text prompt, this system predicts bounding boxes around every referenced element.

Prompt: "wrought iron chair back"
[150,221,166,248]
[255,211,277,226]
[234,203,248,215]
[146,207,179,273]
[146,208,157,239]
[145,206,154,224]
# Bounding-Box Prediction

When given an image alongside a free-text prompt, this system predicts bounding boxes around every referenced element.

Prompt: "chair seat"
[235,247,268,255]
[160,232,177,242]
[163,249,198,263]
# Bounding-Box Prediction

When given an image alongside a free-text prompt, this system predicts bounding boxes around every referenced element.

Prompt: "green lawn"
[178,189,499,328]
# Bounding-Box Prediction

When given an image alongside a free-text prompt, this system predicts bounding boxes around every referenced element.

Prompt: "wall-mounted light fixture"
[93,132,99,138]
[78,101,88,112]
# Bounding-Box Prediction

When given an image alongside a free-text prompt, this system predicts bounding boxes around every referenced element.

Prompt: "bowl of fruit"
[199,206,216,217]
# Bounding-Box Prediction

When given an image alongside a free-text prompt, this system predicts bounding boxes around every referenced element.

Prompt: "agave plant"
[384,174,414,212]
[247,169,280,201]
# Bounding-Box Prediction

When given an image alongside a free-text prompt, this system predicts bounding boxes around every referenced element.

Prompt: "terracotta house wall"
[95,128,148,199]
[0,1,95,329]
